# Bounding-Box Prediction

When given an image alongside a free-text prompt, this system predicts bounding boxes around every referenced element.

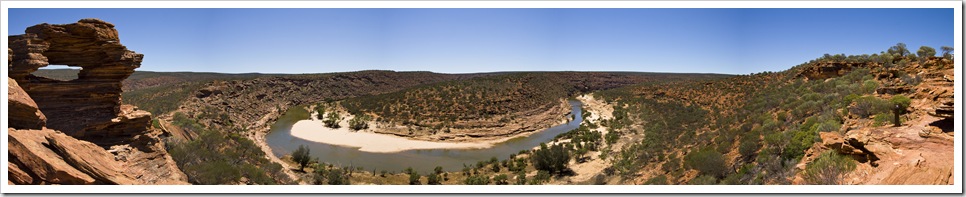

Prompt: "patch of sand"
[290,119,503,153]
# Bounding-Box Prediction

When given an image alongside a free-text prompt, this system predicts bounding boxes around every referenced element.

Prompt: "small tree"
[324,111,341,128]
[888,42,910,58]
[292,145,311,172]
[493,174,509,185]
[890,95,912,112]
[406,167,421,185]
[348,114,371,130]
[531,143,571,174]
[941,46,954,59]
[515,171,527,185]
[327,168,350,185]
[427,173,441,185]
[917,46,936,59]
[315,105,326,120]
[434,166,444,175]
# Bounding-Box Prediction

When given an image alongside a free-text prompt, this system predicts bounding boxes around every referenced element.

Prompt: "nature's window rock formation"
[8,19,188,185]
[8,18,149,143]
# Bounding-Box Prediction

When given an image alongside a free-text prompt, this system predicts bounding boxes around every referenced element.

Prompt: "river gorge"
[265,100,583,173]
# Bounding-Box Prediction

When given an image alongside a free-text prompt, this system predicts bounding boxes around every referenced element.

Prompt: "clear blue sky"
[7,8,954,74]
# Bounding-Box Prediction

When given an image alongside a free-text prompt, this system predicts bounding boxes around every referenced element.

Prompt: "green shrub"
[182,160,240,185]
[406,167,421,185]
[493,174,509,185]
[861,80,878,94]
[434,166,444,175]
[531,143,571,174]
[849,96,890,118]
[890,95,911,112]
[644,175,669,185]
[531,170,551,184]
[684,148,727,178]
[738,134,761,161]
[515,171,527,185]
[873,112,892,126]
[327,168,350,185]
[688,175,718,185]
[348,114,371,130]
[803,151,856,185]
[427,173,441,185]
[605,131,619,145]
[323,111,341,128]
[464,175,491,185]
[292,145,311,171]
[491,162,501,172]
[315,105,326,120]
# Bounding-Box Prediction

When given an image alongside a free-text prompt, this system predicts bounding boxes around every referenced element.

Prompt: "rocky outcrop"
[8,19,188,185]
[8,18,148,141]
[797,62,866,80]
[8,78,46,130]
[8,128,134,185]
[78,105,153,145]
[818,132,879,164]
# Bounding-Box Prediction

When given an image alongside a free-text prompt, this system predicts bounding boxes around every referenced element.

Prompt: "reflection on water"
[265,100,583,173]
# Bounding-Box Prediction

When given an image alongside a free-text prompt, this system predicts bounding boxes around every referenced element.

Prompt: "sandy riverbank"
[290,119,506,153]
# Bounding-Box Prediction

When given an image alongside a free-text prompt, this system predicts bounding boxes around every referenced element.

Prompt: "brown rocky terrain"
[798,58,955,185]
[7,19,187,185]
[579,50,954,185]
[337,72,726,142]
[169,71,481,138]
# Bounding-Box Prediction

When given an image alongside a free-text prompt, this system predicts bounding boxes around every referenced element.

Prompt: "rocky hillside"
[33,68,273,115]
[337,72,727,141]
[588,46,954,185]
[7,19,186,185]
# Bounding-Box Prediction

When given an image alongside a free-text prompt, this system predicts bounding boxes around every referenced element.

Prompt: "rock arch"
[8,19,150,144]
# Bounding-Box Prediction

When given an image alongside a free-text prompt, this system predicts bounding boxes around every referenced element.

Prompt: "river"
[265,100,583,173]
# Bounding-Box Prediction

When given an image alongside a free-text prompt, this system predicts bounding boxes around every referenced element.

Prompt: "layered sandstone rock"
[8,78,46,130]
[796,62,865,80]
[8,128,134,184]
[8,19,188,185]
[8,18,149,143]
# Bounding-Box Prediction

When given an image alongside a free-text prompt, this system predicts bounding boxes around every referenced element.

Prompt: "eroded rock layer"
[8,19,188,185]
[8,18,148,141]
[8,78,47,130]
[8,128,135,185]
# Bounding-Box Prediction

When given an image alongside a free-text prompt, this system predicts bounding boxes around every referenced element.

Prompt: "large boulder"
[8,77,46,129]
